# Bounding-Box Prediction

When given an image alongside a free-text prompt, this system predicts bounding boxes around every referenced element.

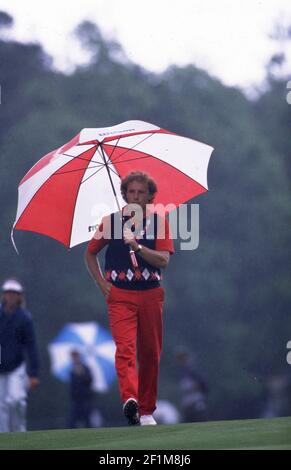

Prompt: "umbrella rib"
[54,164,104,176]
[56,146,114,182]
[108,133,155,164]
[107,137,120,160]
[79,148,120,185]
[81,155,156,189]
[109,155,153,165]
[80,161,120,185]
[53,143,105,176]
[62,152,102,166]
[80,166,105,184]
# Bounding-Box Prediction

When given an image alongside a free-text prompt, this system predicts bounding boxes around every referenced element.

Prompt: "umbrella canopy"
[48,322,116,392]
[13,120,214,249]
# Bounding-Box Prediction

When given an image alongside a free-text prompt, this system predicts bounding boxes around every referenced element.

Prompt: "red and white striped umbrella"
[12,120,214,249]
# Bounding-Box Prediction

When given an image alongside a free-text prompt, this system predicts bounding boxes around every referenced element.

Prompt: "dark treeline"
[0,12,291,429]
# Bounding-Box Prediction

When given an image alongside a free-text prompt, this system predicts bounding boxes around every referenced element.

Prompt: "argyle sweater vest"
[104,212,161,290]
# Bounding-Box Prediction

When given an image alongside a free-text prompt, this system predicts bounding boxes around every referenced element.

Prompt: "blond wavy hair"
[120,171,157,203]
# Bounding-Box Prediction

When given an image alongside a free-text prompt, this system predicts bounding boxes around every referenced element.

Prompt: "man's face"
[2,291,21,310]
[125,181,151,210]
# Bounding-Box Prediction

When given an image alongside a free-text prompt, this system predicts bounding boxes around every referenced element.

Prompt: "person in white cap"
[0,278,40,432]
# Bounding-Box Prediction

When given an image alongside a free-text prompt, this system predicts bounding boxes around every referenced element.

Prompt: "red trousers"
[107,285,164,416]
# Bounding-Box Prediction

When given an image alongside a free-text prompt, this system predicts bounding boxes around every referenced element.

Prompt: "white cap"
[1,279,24,293]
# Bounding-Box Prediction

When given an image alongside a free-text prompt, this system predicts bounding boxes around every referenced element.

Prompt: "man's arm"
[124,228,170,268]
[138,248,170,269]
[123,215,174,269]
[85,250,111,297]
[85,217,111,297]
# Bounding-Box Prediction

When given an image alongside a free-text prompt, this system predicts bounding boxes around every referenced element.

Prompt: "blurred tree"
[74,20,128,68]
[266,21,291,81]
[0,11,13,29]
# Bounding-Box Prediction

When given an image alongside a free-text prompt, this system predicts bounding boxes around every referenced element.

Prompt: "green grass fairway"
[0,417,290,450]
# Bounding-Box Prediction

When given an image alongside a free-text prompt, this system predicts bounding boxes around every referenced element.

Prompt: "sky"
[1,0,291,91]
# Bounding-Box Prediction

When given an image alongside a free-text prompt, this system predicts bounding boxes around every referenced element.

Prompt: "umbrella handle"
[129,249,138,268]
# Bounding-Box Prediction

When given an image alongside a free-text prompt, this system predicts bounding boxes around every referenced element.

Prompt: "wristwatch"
[134,244,142,253]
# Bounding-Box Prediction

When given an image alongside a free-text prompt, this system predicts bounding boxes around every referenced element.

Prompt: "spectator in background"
[68,350,93,428]
[261,374,291,418]
[0,278,40,432]
[175,348,208,423]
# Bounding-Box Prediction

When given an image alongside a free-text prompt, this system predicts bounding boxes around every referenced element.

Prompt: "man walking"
[0,278,39,432]
[85,171,174,426]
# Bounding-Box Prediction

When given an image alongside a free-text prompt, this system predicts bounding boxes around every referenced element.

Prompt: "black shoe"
[123,398,140,425]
